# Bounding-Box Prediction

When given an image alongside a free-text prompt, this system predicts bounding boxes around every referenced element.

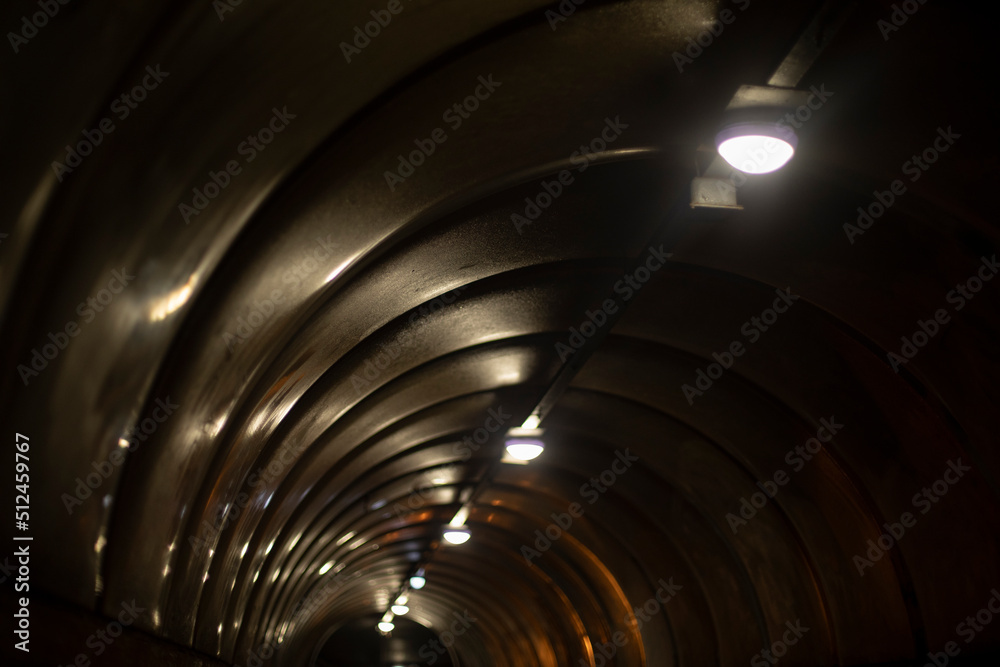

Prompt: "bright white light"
[505,427,545,461]
[716,122,797,174]
[391,604,409,615]
[396,594,408,605]
[521,414,541,429]
[505,441,544,461]
[443,527,471,545]
[318,561,333,575]
[409,575,426,589]
[377,621,395,633]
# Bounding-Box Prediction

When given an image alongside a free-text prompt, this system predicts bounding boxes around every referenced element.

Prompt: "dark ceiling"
[2,0,999,666]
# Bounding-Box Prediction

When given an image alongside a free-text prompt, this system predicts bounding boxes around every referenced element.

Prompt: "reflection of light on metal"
[208,414,227,439]
[94,535,106,554]
[521,414,541,429]
[409,575,426,589]
[450,506,469,527]
[118,437,130,448]
[324,262,349,285]
[391,604,409,615]
[265,539,275,555]
[150,275,196,321]
[377,621,394,633]
[318,561,333,575]
[336,531,356,546]
[240,543,249,558]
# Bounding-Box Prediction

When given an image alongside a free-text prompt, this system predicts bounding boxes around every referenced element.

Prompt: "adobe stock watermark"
[521,449,639,563]
[545,0,589,30]
[232,641,278,667]
[383,74,502,191]
[672,0,751,73]
[61,397,179,514]
[7,0,74,54]
[339,0,407,62]
[621,577,683,631]
[188,440,310,556]
[920,588,1000,667]
[555,244,671,362]
[680,287,799,405]
[48,600,145,666]
[417,610,477,664]
[51,65,169,182]
[179,106,296,224]
[589,577,682,667]
[886,254,998,372]
[750,619,810,666]
[453,406,512,461]
[511,116,629,234]
[843,126,960,244]
[350,285,470,395]
[877,0,927,41]
[17,268,135,386]
[725,417,844,534]
[853,458,971,576]
[221,235,338,351]
[213,0,245,21]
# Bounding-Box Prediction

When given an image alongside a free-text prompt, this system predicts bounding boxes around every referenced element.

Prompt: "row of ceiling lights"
[377,424,546,633]
[374,105,804,636]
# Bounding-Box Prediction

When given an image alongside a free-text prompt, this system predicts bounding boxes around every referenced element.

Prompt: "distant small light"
[443,526,471,545]
[716,122,797,174]
[378,621,395,633]
[409,575,426,589]
[391,604,409,615]
[318,562,333,575]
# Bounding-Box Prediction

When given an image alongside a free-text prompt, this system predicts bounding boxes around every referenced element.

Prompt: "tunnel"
[2,0,999,665]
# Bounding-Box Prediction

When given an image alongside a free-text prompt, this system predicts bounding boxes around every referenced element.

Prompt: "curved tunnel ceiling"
[2,0,999,665]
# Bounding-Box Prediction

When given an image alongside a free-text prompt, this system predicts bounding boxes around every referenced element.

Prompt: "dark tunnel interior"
[2,0,1000,666]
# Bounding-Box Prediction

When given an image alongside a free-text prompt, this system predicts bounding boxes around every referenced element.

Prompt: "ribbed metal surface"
[1,1,998,666]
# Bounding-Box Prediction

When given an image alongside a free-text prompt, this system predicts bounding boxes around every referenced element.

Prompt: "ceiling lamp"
[409,575,426,589]
[715,122,797,174]
[442,526,471,545]
[391,604,409,615]
[377,621,395,633]
[504,427,545,461]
